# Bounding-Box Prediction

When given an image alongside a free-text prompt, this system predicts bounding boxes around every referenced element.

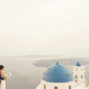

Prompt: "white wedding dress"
[0,80,6,89]
[0,72,12,89]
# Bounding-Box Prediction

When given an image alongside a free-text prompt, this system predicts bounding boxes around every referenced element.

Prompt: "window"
[44,84,46,89]
[75,75,78,79]
[69,86,71,89]
[75,80,77,82]
[54,86,58,89]
[81,75,83,78]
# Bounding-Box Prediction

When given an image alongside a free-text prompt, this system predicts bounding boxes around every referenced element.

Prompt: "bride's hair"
[0,65,4,69]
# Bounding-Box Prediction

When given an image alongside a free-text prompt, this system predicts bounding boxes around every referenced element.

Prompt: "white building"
[36,61,89,89]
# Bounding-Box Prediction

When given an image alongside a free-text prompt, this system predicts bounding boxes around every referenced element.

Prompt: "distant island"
[33,58,89,67]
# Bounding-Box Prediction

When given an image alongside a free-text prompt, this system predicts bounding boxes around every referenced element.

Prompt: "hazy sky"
[0,0,89,57]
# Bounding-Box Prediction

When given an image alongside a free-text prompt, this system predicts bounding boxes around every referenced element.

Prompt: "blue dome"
[43,62,74,83]
[76,62,81,66]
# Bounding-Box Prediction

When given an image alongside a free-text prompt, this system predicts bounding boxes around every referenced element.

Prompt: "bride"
[0,65,7,89]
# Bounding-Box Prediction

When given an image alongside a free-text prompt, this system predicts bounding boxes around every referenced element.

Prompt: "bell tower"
[72,62,85,84]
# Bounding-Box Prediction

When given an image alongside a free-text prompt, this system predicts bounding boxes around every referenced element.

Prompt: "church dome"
[76,62,81,66]
[43,62,74,83]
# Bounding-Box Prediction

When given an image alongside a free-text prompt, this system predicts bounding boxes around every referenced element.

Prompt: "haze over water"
[0,0,89,58]
[0,0,89,89]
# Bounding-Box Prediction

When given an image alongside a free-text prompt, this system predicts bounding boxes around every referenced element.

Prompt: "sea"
[0,56,89,89]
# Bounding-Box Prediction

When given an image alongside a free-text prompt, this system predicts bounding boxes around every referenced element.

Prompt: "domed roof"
[76,62,81,66]
[43,62,74,83]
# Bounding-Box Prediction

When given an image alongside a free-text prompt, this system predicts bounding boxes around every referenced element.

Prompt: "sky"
[0,0,89,57]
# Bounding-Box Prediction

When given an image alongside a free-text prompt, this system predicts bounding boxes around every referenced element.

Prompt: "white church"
[36,61,89,89]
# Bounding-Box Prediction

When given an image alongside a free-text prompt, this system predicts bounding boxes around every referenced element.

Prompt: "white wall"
[36,80,74,89]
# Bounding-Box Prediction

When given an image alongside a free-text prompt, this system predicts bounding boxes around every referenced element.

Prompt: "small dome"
[43,62,74,83]
[76,62,81,66]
